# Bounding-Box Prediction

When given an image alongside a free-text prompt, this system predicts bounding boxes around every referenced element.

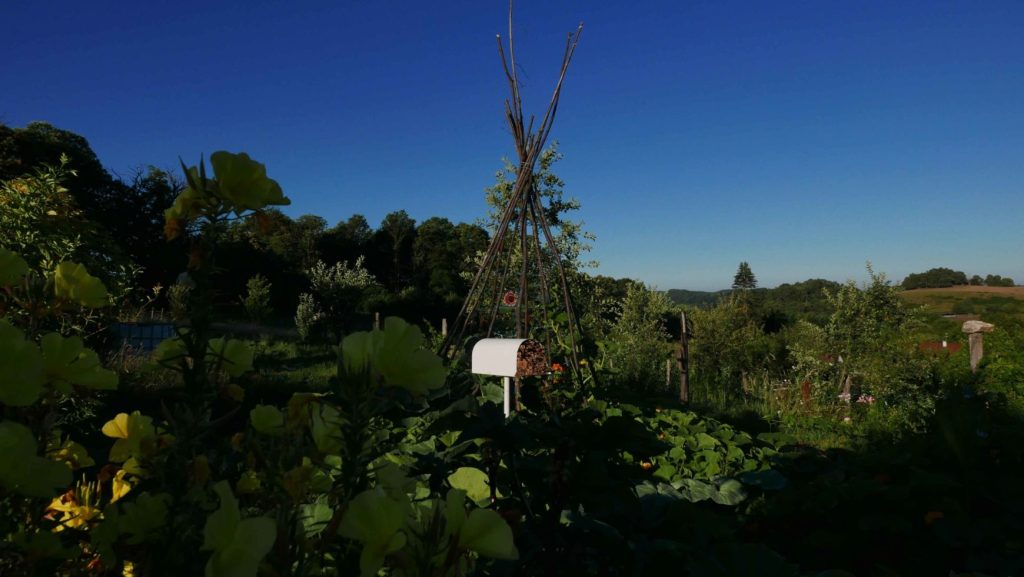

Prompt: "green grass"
[250,338,336,392]
[901,286,1024,320]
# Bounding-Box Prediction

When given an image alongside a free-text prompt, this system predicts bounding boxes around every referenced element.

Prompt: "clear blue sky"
[3,1,1022,290]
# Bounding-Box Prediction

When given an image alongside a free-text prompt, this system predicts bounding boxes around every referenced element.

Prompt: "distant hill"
[664,279,842,325]
[664,288,731,306]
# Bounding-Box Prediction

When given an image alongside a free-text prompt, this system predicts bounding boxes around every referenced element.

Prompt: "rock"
[962,320,995,334]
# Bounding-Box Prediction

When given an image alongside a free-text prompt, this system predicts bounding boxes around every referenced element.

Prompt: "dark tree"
[413,217,459,297]
[985,274,1015,287]
[902,267,968,289]
[321,214,372,265]
[375,210,416,292]
[732,261,757,290]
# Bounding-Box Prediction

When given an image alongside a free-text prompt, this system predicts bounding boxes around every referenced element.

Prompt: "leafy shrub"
[241,273,272,323]
[603,282,673,392]
[166,280,191,321]
[294,292,324,342]
[301,257,379,342]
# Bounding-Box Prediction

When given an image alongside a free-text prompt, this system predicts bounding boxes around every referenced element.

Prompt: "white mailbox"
[471,338,547,417]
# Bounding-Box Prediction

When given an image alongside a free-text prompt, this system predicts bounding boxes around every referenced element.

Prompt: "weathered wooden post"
[374,312,380,330]
[677,311,690,403]
[441,317,448,338]
[962,320,994,372]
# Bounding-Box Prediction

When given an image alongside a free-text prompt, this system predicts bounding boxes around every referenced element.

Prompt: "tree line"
[0,121,492,325]
[902,267,1015,290]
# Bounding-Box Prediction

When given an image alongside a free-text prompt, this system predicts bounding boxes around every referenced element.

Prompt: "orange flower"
[551,363,565,373]
[640,461,653,471]
[924,511,944,525]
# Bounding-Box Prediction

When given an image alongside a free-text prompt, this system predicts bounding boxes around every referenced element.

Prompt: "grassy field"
[901,285,1024,320]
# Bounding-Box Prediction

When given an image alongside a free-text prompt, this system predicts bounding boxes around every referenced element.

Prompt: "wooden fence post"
[678,311,690,403]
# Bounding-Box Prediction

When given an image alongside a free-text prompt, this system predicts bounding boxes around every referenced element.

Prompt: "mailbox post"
[471,338,548,417]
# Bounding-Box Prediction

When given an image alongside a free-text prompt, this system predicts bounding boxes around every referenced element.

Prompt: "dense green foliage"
[902,267,968,289]
[901,267,1015,289]
[2,129,1023,577]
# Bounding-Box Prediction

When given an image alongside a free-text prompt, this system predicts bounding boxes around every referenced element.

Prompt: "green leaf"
[40,333,118,392]
[120,492,170,544]
[210,151,290,213]
[0,420,72,497]
[669,478,716,502]
[444,489,467,536]
[101,411,156,463]
[207,338,254,377]
[310,402,343,454]
[0,248,29,286]
[458,509,518,560]
[711,478,747,506]
[203,481,241,552]
[203,481,276,577]
[340,317,447,396]
[46,433,95,470]
[696,432,719,449]
[249,405,284,435]
[0,320,45,406]
[151,336,188,368]
[299,502,333,538]
[53,262,108,308]
[339,488,409,577]
[447,467,491,506]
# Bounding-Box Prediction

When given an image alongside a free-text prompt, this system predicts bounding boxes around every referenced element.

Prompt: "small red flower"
[551,362,565,373]
[502,290,517,306]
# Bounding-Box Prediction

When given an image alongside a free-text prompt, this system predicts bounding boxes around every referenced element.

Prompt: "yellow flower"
[102,411,156,463]
[111,469,132,503]
[48,484,101,531]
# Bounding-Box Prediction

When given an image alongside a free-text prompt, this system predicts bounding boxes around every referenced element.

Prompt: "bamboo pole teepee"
[443,4,587,387]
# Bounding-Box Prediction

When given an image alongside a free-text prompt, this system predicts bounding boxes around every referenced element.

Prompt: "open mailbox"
[471,338,547,416]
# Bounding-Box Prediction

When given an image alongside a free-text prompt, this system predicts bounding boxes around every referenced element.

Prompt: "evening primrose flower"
[111,469,132,503]
[48,483,101,531]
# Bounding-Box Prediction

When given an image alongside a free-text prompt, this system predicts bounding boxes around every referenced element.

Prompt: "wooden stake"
[678,311,690,403]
